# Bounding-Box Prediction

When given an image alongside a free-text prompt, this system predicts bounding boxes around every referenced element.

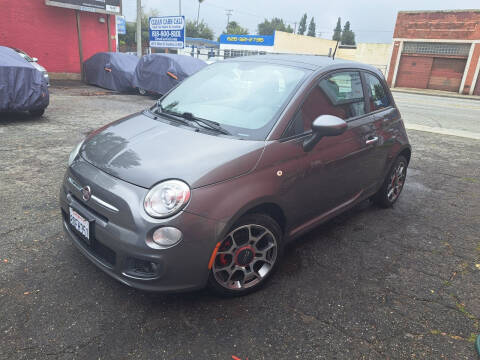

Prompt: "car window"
[364,73,390,111]
[158,61,308,140]
[284,71,365,137]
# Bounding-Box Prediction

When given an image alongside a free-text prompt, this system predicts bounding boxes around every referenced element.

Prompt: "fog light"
[148,227,183,249]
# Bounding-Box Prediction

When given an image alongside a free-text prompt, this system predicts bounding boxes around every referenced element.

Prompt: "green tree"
[307,17,316,37]
[341,21,356,45]
[332,17,342,41]
[297,13,307,35]
[257,17,293,35]
[186,19,214,40]
[222,21,249,35]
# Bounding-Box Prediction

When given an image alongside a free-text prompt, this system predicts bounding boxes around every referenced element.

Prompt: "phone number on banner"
[151,30,182,38]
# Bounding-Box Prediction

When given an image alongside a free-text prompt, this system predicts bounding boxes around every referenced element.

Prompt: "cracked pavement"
[0,83,479,359]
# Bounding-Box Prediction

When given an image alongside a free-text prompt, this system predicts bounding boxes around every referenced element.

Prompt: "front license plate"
[69,207,91,245]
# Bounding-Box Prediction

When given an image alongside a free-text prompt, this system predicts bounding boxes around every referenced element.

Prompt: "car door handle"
[365,136,379,145]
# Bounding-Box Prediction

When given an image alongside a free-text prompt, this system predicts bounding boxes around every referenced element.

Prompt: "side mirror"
[303,115,347,152]
[32,57,38,62]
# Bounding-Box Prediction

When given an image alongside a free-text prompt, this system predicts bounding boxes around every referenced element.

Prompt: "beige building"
[272,31,338,56]
[218,31,393,75]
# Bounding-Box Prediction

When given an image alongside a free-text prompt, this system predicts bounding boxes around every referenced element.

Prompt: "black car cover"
[0,46,49,112]
[132,54,207,95]
[84,52,139,92]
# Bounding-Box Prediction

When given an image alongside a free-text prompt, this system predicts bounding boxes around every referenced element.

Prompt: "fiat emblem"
[81,186,92,201]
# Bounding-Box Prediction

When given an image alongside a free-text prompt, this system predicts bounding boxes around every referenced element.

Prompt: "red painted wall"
[0,0,116,74]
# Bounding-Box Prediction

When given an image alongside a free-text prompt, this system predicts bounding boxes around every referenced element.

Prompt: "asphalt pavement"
[0,84,479,359]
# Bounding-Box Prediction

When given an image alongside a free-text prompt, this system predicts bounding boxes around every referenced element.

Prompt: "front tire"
[372,155,408,208]
[208,214,283,297]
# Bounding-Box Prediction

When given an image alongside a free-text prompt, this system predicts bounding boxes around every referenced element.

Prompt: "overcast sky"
[122,0,480,43]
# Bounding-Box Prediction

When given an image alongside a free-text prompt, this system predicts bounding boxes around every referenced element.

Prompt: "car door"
[262,70,380,231]
[361,71,398,189]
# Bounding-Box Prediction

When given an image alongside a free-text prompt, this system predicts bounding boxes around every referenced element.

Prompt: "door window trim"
[281,68,370,140]
[361,70,394,115]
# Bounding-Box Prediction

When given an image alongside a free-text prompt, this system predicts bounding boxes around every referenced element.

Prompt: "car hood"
[31,62,46,73]
[80,112,266,189]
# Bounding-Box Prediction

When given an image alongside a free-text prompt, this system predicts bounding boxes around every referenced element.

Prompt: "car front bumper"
[59,158,223,293]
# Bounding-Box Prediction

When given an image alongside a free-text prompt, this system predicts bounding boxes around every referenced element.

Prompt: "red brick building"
[0,0,118,78]
[387,10,480,95]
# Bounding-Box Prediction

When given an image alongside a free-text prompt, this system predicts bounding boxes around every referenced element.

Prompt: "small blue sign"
[149,16,185,49]
[219,34,275,47]
[116,16,126,35]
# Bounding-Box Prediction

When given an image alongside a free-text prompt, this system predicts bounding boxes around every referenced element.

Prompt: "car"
[11,47,50,86]
[60,54,411,296]
[0,46,49,117]
[132,53,206,96]
[84,52,139,92]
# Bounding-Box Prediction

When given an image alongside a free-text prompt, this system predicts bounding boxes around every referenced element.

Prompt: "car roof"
[228,54,384,77]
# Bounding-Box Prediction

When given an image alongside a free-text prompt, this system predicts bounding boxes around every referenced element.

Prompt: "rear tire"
[372,155,408,208]
[208,213,283,297]
[29,108,45,117]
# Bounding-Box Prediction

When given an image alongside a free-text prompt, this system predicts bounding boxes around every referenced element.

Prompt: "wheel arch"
[243,202,287,234]
[398,146,412,164]
[220,199,288,240]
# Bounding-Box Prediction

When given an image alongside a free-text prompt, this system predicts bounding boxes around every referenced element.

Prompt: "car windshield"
[14,49,33,62]
[157,61,309,139]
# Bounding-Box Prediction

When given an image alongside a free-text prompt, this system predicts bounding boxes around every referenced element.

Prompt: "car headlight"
[144,180,191,218]
[68,140,84,166]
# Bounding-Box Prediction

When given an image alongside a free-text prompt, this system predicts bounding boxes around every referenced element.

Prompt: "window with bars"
[402,42,471,56]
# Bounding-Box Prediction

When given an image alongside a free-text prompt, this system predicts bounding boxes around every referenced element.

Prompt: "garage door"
[396,55,433,89]
[428,58,467,92]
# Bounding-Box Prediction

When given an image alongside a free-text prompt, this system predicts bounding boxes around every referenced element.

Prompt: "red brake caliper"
[218,238,232,266]
[219,254,228,265]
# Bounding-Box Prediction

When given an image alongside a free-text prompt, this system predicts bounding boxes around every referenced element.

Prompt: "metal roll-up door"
[396,42,471,92]
[428,58,467,92]
[396,55,433,89]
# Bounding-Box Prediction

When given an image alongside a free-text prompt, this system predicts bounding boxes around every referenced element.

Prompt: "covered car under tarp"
[84,52,139,92]
[0,46,49,113]
[132,54,207,95]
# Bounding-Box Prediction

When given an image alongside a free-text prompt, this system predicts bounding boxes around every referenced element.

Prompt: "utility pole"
[225,9,233,27]
[136,0,142,57]
[178,0,181,15]
[294,22,297,34]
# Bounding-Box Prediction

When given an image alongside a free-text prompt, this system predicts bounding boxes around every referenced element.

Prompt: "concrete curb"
[391,87,480,101]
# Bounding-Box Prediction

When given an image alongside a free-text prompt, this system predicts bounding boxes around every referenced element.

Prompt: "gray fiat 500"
[60,55,411,296]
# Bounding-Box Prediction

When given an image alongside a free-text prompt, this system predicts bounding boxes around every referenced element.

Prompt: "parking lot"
[1,82,479,359]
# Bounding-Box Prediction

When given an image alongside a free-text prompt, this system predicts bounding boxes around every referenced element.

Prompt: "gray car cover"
[84,52,139,92]
[0,46,49,112]
[132,54,206,95]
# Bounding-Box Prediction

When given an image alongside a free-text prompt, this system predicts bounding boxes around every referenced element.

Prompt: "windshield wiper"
[181,112,231,135]
[153,104,191,127]
[155,104,231,135]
